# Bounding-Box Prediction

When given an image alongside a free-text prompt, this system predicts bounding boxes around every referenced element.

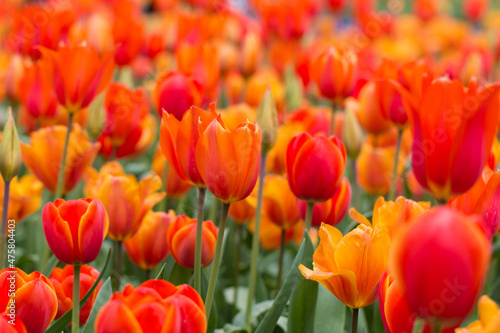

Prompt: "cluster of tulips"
[2,0,500,332]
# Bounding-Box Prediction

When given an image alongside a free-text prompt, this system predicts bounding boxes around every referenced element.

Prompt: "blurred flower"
[288,106,343,137]
[0,174,42,223]
[343,99,364,159]
[228,196,256,224]
[456,295,500,333]
[124,211,174,270]
[21,125,100,194]
[299,223,390,309]
[257,89,279,154]
[267,123,304,174]
[49,265,101,324]
[224,71,245,105]
[244,69,285,113]
[241,31,262,76]
[355,82,392,135]
[464,0,489,22]
[69,13,114,55]
[151,145,191,199]
[262,174,300,229]
[248,213,303,251]
[112,9,144,66]
[220,103,256,131]
[2,54,23,102]
[0,109,21,181]
[414,0,440,20]
[406,169,425,200]
[95,280,206,333]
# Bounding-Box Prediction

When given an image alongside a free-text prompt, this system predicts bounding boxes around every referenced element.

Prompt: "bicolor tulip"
[288,106,343,137]
[95,280,206,333]
[0,174,42,223]
[195,115,262,204]
[228,196,256,224]
[0,268,57,333]
[355,82,393,135]
[112,14,144,67]
[151,146,191,199]
[84,162,164,241]
[456,295,500,332]
[40,45,115,113]
[299,223,391,309]
[407,77,500,200]
[42,198,108,264]
[124,211,174,270]
[262,174,301,229]
[389,207,491,329]
[21,125,100,194]
[167,215,218,269]
[49,265,102,324]
[297,177,351,227]
[286,132,346,202]
[160,104,217,187]
[0,312,26,333]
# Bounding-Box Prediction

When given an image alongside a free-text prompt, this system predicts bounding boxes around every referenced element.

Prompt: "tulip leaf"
[254,234,310,333]
[313,285,346,333]
[41,255,59,277]
[166,261,191,285]
[161,256,176,280]
[81,278,113,333]
[155,262,167,280]
[288,234,317,333]
[45,248,112,333]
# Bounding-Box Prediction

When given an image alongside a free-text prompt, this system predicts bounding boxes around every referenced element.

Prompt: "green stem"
[233,223,241,315]
[72,264,81,333]
[350,158,360,210]
[158,162,170,212]
[412,317,425,333]
[352,308,358,333]
[329,105,336,136]
[55,112,74,199]
[145,269,151,281]
[304,202,315,232]
[194,187,206,294]
[388,128,402,201]
[276,228,286,291]
[245,154,267,330]
[205,202,230,319]
[1,180,10,270]
[112,241,122,291]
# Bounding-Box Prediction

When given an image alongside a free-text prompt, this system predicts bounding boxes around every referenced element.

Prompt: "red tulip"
[0,312,26,333]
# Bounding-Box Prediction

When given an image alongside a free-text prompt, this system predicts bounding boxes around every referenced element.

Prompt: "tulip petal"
[95,299,143,333]
[15,279,57,333]
[42,202,74,264]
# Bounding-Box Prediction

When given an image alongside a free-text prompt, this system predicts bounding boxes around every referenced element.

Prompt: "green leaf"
[314,286,346,333]
[45,248,112,333]
[254,234,310,333]
[161,256,176,280]
[41,255,59,277]
[155,262,167,280]
[288,234,317,333]
[81,278,113,333]
[166,261,191,285]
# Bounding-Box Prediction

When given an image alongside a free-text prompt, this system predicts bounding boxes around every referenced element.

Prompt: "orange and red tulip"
[464,0,489,22]
[297,177,351,227]
[2,54,24,102]
[39,45,115,113]
[195,115,262,204]
[95,280,206,333]
[112,8,144,67]
[124,211,174,270]
[248,213,303,251]
[244,69,285,113]
[355,82,392,135]
[0,312,26,333]
[262,174,301,229]
[42,198,108,264]
[21,125,100,194]
[228,196,256,224]
[414,0,439,20]
[0,268,57,333]
[389,207,491,329]
[167,215,218,269]
[0,174,42,223]
[286,132,346,202]
[49,265,102,324]
[299,223,391,309]
[288,106,344,138]
[151,146,191,199]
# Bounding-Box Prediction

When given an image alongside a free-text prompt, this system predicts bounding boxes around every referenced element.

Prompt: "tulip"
[288,106,343,137]
[456,295,500,332]
[248,213,303,251]
[262,174,300,229]
[464,0,489,22]
[297,177,351,228]
[124,211,174,271]
[151,146,191,200]
[241,31,262,76]
[389,207,491,330]
[414,0,439,20]
[95,280,206,333]
[408,77,500,200]
[21,125,100,194]
[0,312,26,333]
[0,268,58,333]
[3,54,24,102]
[112,15,144,67]
[0,109,21,182]
[154,71,202,120]
[299,223,391,309]
[220,103,256,131]
[257,89,279,154]
[267,123,305,174]
[69,13,114,55]
[49,265,102,324]
[286,132,346,204]
[355,82,393,135]
[0,174,42,223]
[343,100,364,159]
[244,69,285,113]
[228,196,256,224]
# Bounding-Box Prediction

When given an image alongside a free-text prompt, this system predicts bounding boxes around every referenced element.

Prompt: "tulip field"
[3,0,500,332]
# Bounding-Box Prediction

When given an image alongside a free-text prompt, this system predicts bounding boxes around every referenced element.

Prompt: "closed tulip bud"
[286,132,346,202]
[42,198,109,264]
[0,312,27,332]
[95,280,206,333]
[0,109,21,181]
[389,207,491,329]
[297,177,351,227]
[49,265,102,324]
[88,94,105,140]
[257,89,278,154]
[456,295,500,332]
[343,99,364,159]
[299,223,391,309]
[0,268,58,333]
[167,215,218,269]
[124,211,174,270]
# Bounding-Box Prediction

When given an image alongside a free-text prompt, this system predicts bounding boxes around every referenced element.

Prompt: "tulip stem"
[145,269,151,281]
[55,112,74,199]
[233,223,242,315]
[304,202,315,232]
[194,187,206,294]
[112,241,122,291]
[0,180,10,270]
[205,202,230,320]
[351,308,358,333]
[72,264,81,333]
[388,128,403,201]
[245,154,267,331]
[276,228,286,291]
[412,318,425,333]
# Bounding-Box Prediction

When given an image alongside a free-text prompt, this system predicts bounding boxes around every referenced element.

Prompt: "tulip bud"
[284,66,303,111]
[88,94,105,140]
[257,88,278,154]
[0,108,21,181]
[343,99,364,159]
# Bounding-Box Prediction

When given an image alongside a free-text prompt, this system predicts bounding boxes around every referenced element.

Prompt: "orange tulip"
[0,174,42,223]
[355,82,392,135]
[21,125,100,194]
[124,211,174,270]
[414,0,439,20]
[266,123,305,174]
[0,312,26,333]
[84,162,165,241]
[68,13,114,55]
[0,268,57,333]
[248,213,303,251]
[408,77,500,200]
[49,265,102,324]
[228,196,256,224]
[151,146,191,199]
[262,174,300,229]
[224,71,245,105]
[112,4,144,67]
[288,106,344,138]
[286,132,346,202]
[220,103,256,131]
[241,31,262,76]
[42,198,108,264]
[389,207,491,329]
[2,54,24,102]
[40,45,115,113]
[195,115,261,204]
[167,215,218,269]
[456,295,500,332]
[299,223,391,309]
[297,177,351,227]
[310,46,357,102]
[244,69,285,112]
